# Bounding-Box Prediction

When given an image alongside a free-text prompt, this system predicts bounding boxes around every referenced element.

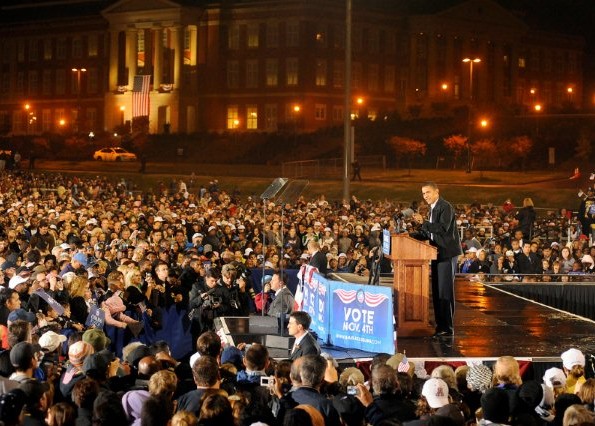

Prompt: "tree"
[471,138,497,175]
[443,134,468,169]
[388,136,426,175]
[504,135,533,172]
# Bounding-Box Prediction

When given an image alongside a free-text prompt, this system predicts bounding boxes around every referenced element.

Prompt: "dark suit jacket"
[420,197,463,260]
[517,252,540,274]
[279,387,342,426]
[309,251,328,274]
[289,331,321,361]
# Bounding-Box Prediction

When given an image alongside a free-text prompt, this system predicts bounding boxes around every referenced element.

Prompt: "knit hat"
[83,329,111,352]
[561,348,585,370]
[421,378,449,408]
[68,341,94,367]
[38,331,67,353]
[466,364,493,393]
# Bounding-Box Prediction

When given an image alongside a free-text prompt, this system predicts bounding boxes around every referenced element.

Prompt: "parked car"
[93,147,137,161]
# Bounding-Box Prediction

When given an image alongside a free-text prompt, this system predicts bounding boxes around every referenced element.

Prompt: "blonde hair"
[492,356,522,386]
[431,365,457,390]
[563,404,595,426]
[149,370,178,398]
[171,411,197,426]
[523,198,534,208]
[69,276,89,298]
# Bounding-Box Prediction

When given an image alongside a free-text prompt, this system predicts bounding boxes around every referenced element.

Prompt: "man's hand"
[355,383,373,407]
[412,213,424,223]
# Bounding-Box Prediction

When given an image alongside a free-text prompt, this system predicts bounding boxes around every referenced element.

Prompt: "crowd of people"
[0,169,592,426]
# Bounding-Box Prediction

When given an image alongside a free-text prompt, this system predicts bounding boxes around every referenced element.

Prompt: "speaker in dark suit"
[289,331,321,361]
[307,240,328,275]
[414,182,462,337]
[287,311,321,360]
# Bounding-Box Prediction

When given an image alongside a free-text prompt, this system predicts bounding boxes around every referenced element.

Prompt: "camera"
[260,376,273,386]
[210,296,222,305]
[346,385,359,396]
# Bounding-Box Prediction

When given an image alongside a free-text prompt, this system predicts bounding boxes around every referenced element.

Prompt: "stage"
[224,274,595,369]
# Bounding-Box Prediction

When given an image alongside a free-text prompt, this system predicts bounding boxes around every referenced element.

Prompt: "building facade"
[0,0,584,135]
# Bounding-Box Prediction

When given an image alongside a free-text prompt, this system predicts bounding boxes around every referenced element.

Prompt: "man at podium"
[413,182,462,338]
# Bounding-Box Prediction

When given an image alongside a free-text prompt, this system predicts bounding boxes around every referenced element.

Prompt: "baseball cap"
[421,378,450,408]
[561,348,585,370]
[7,308,35,323]
[72,252,88,268]
[192,233,203,240]
[10,342,36,368]
[262,275,273,285]
[543,367,566,389]
[38,331,67,353]
[8,275,28,290]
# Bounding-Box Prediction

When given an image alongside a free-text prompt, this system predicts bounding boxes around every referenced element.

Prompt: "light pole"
[72,68,86,133]
[534,103,542,139]
[463,58,480,173]
[293,104,301,146]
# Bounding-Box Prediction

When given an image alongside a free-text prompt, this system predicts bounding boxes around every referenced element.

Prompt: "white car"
[93,147,137,161]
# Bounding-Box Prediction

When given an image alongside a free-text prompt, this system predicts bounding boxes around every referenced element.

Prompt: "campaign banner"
[35,289,65,316]
[328,282,394,354]
[85,305,105,329]
[300,265,329,344]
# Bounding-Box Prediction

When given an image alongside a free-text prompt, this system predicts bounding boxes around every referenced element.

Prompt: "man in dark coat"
[288,311,320,361]
[413,182,463,337]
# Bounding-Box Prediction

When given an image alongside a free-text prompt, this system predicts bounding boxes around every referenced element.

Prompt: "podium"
[386,234,437,337]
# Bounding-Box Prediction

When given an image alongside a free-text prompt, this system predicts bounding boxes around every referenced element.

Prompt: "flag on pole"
[397,354,410,373]
[132,75,151,117]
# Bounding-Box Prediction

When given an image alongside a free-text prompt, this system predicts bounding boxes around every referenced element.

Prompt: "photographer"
[219,263,250,316]
[188,268,229,334]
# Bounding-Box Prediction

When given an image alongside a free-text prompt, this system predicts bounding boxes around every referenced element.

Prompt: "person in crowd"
[266,271,295,319]
[561,348,586,394]
[288,311,321,360]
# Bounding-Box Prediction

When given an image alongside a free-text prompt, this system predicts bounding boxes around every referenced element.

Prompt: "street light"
[463,58,481,173]
[72,68,87,133]
[534,103,542,138]
[119,106,125,126]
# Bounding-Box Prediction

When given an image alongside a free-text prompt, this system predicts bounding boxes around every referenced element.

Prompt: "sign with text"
[301,266,394,353]
[328,282,394,353]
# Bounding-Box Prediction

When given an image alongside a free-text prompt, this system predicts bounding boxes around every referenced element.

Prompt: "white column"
[172,26,183,90]
[109,30,119,90]
[154,28,163,89]
[126,28,137,88]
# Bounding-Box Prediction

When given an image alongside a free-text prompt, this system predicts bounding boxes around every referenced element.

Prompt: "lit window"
[518,57,525,68]
[246,105,258,129]
[315,59,327,86]
[43,39,52,60]
[88,35,98,57]
[227,106,239,129]
[286,58,298,86]
[247,24,259,48]
[266,59,278,87]
[314,104,326,121]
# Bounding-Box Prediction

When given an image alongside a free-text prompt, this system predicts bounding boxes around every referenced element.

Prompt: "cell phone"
[145,273,151,280]
[260,376,273,386]
[346,385,359,396]
[203,261,211,271]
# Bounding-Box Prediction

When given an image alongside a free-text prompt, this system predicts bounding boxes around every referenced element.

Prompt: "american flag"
[132,75,151,117]
[397,354,410,373]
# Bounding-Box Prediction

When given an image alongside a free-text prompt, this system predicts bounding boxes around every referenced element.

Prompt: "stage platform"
[219,274,595,371]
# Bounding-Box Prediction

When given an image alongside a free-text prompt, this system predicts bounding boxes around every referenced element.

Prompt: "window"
[286,21,299,47]
[136,32,144,67]
[352,62,362,89]
[332,106,343,121]
[42,109,52,132]
[27,71,39,95]
[228,25,240,50]
[85,108,97,131]
[314,104,327,121]
[56,69,66,95]
[286,58,298,86]
[56,38,67,59]
[16,72,24,95]
[333,61,344,88]
[28,40,38,62]
[315,24,327,48]
[518,57,526,68]
[384,65,395,93]
[42,70,52,95]
[227,106,239,129]
[266,22,278,48]
[315,59,327,86]
[368,64,378,91]
[265,59,278,87]
[88,68,98,94]
[227,60,239,88]
[72,37,83,59]
[333,25,345,50]
[247,24,259,48]
[43,39,52,60]
[264,104,278,131]
[246,60,259,88]
[88,34,98,57]
[246,105,258,129]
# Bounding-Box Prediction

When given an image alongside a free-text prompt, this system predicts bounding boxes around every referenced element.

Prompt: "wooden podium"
[386,233,437,337]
